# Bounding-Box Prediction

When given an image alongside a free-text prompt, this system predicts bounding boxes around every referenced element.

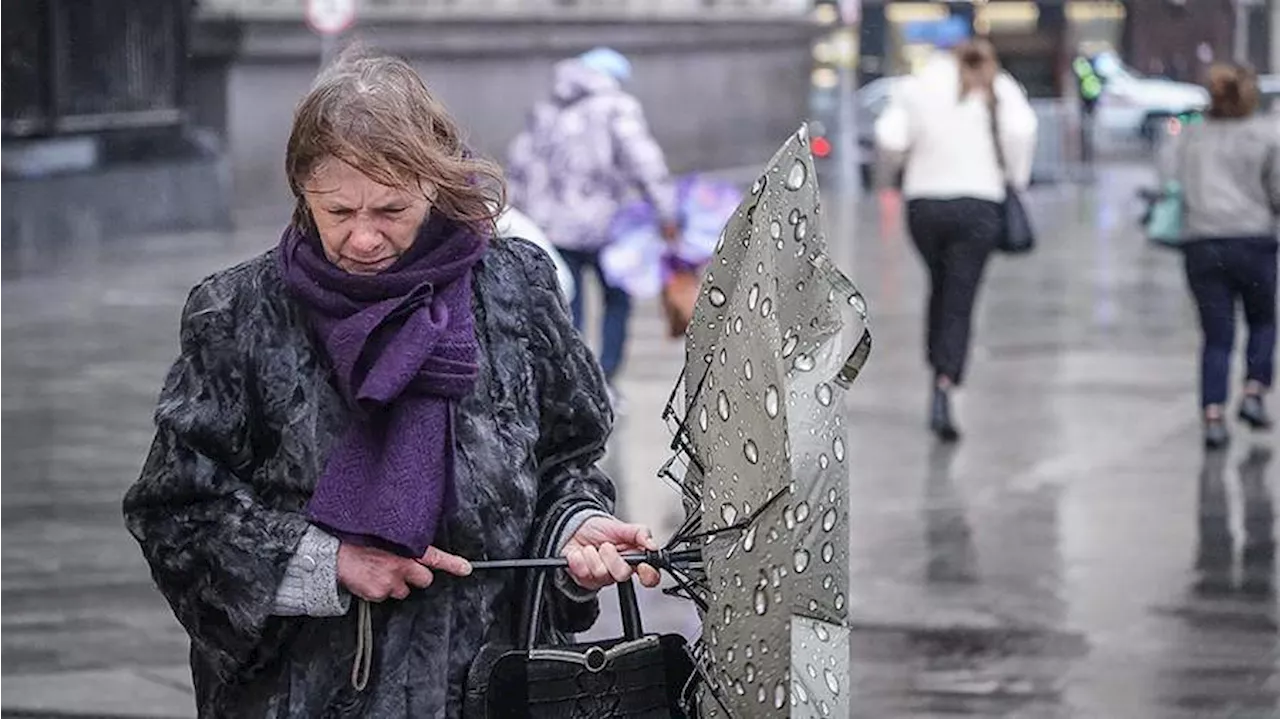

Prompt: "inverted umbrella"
[474,125,871,718]
[658,123,870,717]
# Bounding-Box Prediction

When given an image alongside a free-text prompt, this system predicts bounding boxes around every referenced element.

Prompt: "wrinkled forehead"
[304,157,433,201]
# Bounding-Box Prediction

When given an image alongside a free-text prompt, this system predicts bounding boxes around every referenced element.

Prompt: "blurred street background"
[4,0,1280,717]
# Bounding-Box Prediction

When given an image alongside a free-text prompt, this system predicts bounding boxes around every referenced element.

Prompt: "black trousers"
[907,198,1002,385]
[1183,238,1278,408]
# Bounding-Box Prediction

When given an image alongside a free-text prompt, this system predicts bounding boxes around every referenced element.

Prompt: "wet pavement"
[3,163,1277,718]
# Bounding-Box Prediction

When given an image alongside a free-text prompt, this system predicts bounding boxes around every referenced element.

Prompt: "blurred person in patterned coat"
[507,47,679,404]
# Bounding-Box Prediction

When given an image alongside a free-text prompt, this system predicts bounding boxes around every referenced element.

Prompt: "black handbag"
[463,572,699,718]
[988,94,1036,255]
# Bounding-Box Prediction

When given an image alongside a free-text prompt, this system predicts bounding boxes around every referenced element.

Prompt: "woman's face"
[303,159,433,275]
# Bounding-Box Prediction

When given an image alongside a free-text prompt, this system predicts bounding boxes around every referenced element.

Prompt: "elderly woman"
[123,52,659,716]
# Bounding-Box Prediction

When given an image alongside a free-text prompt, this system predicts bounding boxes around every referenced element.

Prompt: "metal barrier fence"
[1029,99,1080,184]
[2,0,187,138]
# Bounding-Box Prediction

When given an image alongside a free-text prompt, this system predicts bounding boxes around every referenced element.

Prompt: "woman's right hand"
[337,544,473,602]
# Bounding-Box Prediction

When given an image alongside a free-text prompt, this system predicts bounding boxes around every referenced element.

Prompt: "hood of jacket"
[551,59,620,105]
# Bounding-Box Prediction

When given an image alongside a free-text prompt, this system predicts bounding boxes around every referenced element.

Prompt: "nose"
[346,217,383,258]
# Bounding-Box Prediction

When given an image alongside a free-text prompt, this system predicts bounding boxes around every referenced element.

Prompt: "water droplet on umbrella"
[816,383,833,406]
[824,668,841,695]
[753,587,768,615]
[793,353,815,372]
[815,624,830,642]
[821,542,835,563]
[774,682,787,709]
[809,599,819,611]
[822,508,837,532]
[742,525,757,552]
[756,261,766,274]
[717,390,731,421]
[741,661,756,684]
[794,548,811,573]
[769,219,782,240]
[748,284,760,310]
[719,348,728,365]
[789,208,802,224]
[752,176,765,195]
[794,679,810,704]
[764,385,780,418]
[760,297,773,317]
[784,506,797,529]
[744,359,754,380]
[797,280,806,292]
[734,680,745,696]
[823,574,834,590]
[744,440,759,464]
[850,293,866,314]
[833,436,846,462]
[757,686,767,703]
[785,160,807,190]
[708,287,727,307]
[733,316,743,334]
[806,663,818,679]
[835,593,846,610]
[819,453,830,470]
[795,216,808,240]
[796,501,811,522]
[734,573,743,587]
[723,604,733,625]
[715,232,726,252]
[698,406,709,431]
[819,700,831,716]
[797,124,810,144]
[776,238,785,250]
[745,645,754,659]
[781,333,799,358]
[721,503,738,525]
[828,487,838,503]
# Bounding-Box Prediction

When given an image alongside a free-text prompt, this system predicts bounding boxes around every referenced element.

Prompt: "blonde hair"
[1206,63,1259,119]
[285,47,505,234]
[956,39,999,101]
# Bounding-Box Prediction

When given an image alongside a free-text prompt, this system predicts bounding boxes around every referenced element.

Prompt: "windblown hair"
[1206,63,1259,119]
[285,47,505,234]
[956,39,1000,102]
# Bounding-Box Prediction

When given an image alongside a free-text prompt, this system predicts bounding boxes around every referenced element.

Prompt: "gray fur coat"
[123,237,615,717]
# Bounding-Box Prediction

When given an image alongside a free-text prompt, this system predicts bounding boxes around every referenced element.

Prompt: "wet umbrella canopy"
[659,125,871,717]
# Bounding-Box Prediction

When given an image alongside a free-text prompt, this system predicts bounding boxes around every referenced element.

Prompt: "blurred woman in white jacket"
[875,38,1037,441]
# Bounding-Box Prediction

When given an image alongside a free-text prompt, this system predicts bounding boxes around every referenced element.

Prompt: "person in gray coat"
[1163,63,1280,448]
[123,51,659,717]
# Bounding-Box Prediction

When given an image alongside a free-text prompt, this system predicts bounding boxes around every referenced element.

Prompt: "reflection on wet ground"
[3,163,1278,717]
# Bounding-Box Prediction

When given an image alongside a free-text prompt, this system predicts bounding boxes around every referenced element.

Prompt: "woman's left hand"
[562,516,662,591]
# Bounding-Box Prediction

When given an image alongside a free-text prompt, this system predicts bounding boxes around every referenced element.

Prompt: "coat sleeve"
[513,239,619,631]
[995,73,1039,191]
[610,95,678,223]
[123,276,311,682]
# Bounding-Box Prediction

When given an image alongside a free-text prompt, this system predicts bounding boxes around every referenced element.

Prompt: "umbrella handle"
[470,547,702,571]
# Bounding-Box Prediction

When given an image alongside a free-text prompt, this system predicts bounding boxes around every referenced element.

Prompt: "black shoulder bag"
[988,94,1036,254]
[464,573,699,718]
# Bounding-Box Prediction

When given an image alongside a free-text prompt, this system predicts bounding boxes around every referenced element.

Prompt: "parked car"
[1088,51,1209,145]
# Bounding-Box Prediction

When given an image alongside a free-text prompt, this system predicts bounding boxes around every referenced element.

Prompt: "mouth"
[342,256,397,274]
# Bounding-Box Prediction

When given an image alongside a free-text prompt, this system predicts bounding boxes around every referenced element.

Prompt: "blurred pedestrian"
[875,38,1037,441]
[507,47,679,407]
[1161,63,1280,448]
[123,50,659,717]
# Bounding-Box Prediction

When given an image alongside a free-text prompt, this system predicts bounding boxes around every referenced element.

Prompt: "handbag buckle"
[583,646,608,673]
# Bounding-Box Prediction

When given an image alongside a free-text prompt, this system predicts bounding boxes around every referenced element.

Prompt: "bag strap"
[986,89,1009,179]
[518,571,645,650]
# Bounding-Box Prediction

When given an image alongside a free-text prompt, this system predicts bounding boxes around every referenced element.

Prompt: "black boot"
[931,387,960,443]
[1238,394,1273,430]
[1204,418,1230,449]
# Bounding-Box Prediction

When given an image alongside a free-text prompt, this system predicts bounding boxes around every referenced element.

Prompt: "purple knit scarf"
[278,214,487,558]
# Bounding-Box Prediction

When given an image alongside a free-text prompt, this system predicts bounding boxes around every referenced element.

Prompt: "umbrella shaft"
[471,548,701,571]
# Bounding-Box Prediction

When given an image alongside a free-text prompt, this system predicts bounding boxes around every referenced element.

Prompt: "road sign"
[306,0,356,36]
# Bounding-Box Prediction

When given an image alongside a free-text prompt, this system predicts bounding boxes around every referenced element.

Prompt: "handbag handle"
[517,570,645,650]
